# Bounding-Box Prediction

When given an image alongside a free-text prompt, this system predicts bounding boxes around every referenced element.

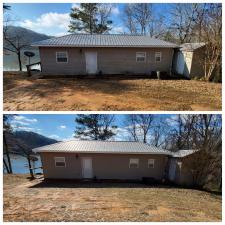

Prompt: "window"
[56,52,68,63]
[148,159,155,168]
[129,158,139,168]
[136,52,146,62]
[155,52,161,62]
[55,157,66,167]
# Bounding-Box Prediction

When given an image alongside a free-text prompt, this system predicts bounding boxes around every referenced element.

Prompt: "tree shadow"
[29,178,183,189]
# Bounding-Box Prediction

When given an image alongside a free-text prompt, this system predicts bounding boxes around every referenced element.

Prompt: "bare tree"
[123,4,138,34]
[3,115,13,174]
[200,4,222,81]
[125,114,154,143]
[165,114,221,188]
[3,24,30,71]
[124,3,152,35]
[169,3,200,44]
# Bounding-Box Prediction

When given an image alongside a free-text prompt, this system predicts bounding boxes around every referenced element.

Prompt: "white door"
[85,52,97,74]
[82,158,93,178]
[168,158,177,181]
[176,52,185,75]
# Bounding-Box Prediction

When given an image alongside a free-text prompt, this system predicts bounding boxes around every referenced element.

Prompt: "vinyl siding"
[40,152,168,180]
[39,47,174,75]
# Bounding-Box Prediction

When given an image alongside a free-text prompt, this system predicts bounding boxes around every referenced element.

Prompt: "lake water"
[3,48,40,71]
[4,154,43,174]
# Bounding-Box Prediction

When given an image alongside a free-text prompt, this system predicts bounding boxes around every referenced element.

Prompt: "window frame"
[56,51,68,63]
[155,52,162,62]
[129,158,139,168]
[148,159,155,168]
[136,52,146,63]
[54,157,66,167]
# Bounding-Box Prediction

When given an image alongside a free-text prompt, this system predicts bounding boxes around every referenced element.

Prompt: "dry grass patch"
[3,72,221,111]
[4,174,222,222]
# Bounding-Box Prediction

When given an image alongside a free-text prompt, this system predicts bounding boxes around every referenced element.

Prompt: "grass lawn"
[3,72,221,111]
[4,174,222,222]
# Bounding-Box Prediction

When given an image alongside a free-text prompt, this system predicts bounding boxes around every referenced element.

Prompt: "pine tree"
[68,3,112,34]
[74,114,117,140]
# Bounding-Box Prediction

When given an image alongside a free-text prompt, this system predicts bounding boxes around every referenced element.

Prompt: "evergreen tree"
[68,3,112,34]
[74,114,117,140]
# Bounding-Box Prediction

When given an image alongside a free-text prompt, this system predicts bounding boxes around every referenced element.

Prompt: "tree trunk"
[3,157,10,173]
[17,51,22,71]
[27,156,34,179]
[3,133,12,174]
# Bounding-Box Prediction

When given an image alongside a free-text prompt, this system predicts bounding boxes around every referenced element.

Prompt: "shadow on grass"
[28,178,222,197]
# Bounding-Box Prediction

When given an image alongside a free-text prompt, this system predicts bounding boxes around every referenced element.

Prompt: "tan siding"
[40,152,168,180]
[39,47,174,75]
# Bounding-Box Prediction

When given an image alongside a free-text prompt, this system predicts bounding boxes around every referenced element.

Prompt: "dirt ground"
[3,72,221,111]
[3,174,222,222]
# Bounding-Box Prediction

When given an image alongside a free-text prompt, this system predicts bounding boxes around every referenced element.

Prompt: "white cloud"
[71,3,81,9]
[12,115,38,126]
[14,115,37,123]
[111,6,120,15]
[48,134,60,140]
[59,125,66,129]
[111,26,124,34]
[19,12,70,35]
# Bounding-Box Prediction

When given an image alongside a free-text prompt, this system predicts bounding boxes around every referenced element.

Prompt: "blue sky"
[6,3,172,36]
[9,114,177,141]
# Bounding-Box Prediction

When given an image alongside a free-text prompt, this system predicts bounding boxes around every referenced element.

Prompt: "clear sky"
[6,3,172,36]
[9,114,177,141]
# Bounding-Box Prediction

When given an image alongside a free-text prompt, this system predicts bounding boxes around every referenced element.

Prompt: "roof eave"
[33,150,171,155]
[31,44,178,48]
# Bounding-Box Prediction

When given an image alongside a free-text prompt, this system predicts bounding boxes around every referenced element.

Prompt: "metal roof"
[33,140,172,155]
[171,150,199,158]
[32,34,178,48]
[180,43,205,51]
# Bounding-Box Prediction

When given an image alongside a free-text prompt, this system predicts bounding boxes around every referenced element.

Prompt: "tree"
[3,4,11,11]
[68,3,113,34]
[200,4,222,81]
[3,115,13,174]
[125,114,154,143]
[169,3,200,44]
[74,114,117,140]
[165,114,222,188]
[3,21,30,71]
[123,4,137,34]
[3,4,29,71]
[124,3,152,35]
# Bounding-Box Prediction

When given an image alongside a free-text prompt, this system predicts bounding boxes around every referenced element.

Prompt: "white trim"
[56,51,68,63]
[148,159,155,168]
[136,52,146,63]
[155,52,162,62]
[129,158,139,168]
[54,157,66,167]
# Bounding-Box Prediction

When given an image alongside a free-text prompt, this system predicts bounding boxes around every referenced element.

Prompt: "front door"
[82,158,93,178]
[168,158,177,181]
[85,52,97,74]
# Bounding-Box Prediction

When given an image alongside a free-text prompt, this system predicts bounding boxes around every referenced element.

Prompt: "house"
[32,34,178,76]
[174,43,206,78]
[33,140,198,186]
